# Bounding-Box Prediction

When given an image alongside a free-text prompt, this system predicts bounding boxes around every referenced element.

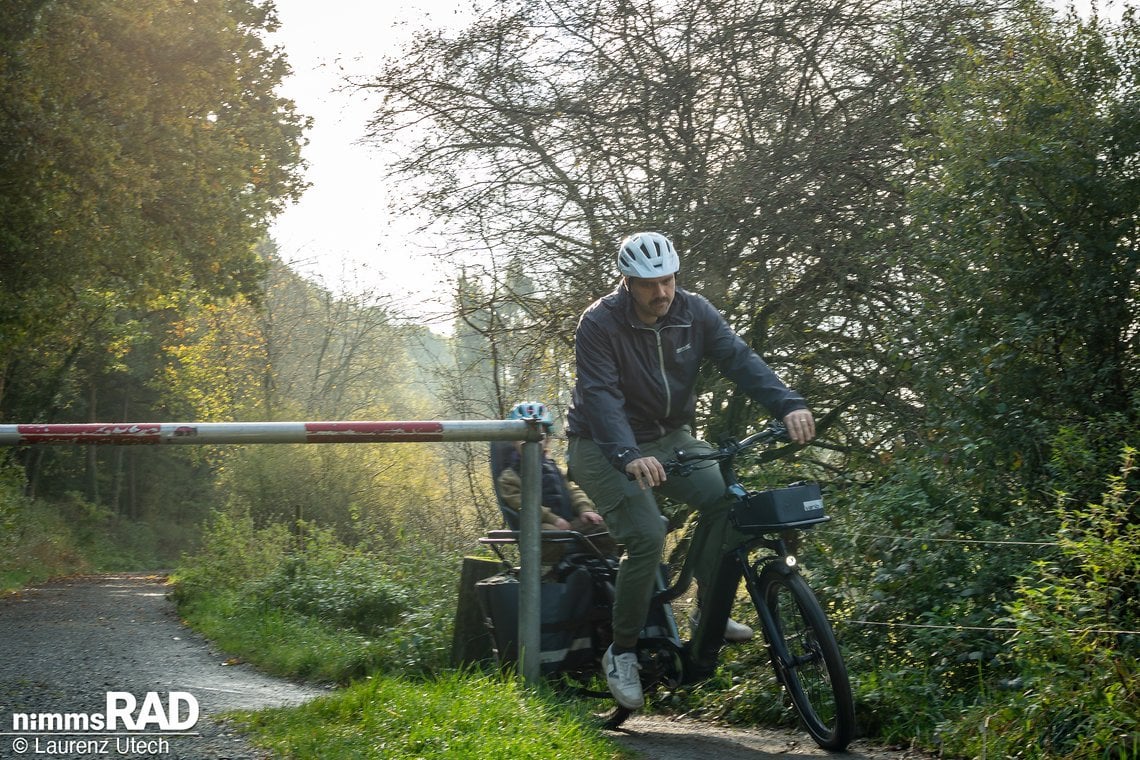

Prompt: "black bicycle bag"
[475,566,597,676]
[731,482,829,531]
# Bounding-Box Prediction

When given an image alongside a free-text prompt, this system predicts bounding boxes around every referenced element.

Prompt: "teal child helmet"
[507,401,554,429]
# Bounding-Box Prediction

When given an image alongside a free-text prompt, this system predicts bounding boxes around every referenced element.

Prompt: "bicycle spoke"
[774,587,840,726]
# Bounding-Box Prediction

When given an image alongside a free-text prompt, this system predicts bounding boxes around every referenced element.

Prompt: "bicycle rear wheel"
[755,563,855,751]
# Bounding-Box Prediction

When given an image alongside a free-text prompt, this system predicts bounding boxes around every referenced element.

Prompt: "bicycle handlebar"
[663,421,791,476]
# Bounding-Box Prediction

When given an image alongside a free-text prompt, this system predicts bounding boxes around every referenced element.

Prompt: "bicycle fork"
[685,540,804,683]
[741,551,805,679]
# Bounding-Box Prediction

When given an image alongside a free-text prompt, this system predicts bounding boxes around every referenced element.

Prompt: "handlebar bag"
[732,482,827,531]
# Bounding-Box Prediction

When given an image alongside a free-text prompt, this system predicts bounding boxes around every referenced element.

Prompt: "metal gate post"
[518,435,543,685]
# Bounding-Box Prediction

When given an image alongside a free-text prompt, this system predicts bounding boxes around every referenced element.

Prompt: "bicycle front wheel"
[755,563,855,751]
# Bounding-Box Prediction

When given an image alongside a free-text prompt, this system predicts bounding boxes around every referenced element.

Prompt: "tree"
[0,0,308,424]
[360,0,1015,461]
[161,246,454,541]
[258,258,427,420]
[803,8,1140,749]
[906,4,1140,502]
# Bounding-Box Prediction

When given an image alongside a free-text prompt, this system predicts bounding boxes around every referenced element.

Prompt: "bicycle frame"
[653,512,809,683]
[653,425,810,678]
[642,422,853,750]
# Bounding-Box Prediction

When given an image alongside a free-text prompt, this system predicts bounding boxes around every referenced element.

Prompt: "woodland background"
[1,0,1137,756]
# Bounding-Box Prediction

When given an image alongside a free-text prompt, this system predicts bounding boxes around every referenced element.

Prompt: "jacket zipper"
[633,323,672,437]
[654,327,671,423]
[626,292,691,437]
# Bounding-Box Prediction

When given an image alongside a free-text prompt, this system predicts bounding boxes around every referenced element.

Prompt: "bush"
[0,466,92,589]
[0,462,26,557]
[173,514,464,681]
[809,462,1033,737]
[171,508,291,601]
[252,552,409,635]
[0,460,196,590]
[947,447,1140,758]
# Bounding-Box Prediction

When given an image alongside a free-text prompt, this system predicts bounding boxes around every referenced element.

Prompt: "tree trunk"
[450,555,503,668]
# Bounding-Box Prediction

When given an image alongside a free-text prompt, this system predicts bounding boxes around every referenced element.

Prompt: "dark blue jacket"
[567,283,807,471]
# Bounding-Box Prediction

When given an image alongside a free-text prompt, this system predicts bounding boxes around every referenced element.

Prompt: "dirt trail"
[0,574,926,759]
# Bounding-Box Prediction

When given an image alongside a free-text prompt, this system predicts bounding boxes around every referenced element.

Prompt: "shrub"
[0,467,92,589]
[171,507,291,601]
[252,552,409,635]
[174,515,464,680]
[0,462,24,557]
[948,447,1140,758]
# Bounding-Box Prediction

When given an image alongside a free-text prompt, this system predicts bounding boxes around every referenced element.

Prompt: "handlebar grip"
[663,448,702,476]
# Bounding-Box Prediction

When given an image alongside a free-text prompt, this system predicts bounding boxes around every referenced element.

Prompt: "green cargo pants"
[568,427,743,648]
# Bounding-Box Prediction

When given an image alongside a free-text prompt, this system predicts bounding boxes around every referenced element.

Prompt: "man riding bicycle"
[566,231,815,710]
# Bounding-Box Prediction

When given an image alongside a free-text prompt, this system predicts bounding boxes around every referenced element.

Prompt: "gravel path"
[609,714,930,759]
[0,574,325,760]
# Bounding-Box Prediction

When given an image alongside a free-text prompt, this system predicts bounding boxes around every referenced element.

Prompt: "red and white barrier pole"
[0,419,536,445]
[0,417,547,685]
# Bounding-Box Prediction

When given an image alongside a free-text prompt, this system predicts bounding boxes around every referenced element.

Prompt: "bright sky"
[267,1,475,325]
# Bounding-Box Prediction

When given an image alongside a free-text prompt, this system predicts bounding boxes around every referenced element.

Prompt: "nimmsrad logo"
[10,691,199,732]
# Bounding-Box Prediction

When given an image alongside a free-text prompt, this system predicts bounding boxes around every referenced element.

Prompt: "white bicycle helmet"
[616,232,680,278]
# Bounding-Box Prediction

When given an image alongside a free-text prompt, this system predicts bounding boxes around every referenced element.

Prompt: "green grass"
[0,569,44,594]
[227,671,633,759]
[176,590,390,684]
[169,520,637,758]
[175,581,634,758]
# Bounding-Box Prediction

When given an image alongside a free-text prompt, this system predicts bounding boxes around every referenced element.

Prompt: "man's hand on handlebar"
[628,412,813,488]
[783,408,816,445]
[625,455,667,490]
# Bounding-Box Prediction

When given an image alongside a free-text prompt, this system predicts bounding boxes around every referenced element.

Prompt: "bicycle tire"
[756,563,855,751]
[598,704,634,730]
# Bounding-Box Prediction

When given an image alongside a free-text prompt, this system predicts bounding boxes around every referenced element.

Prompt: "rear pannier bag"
[475,566,595,675]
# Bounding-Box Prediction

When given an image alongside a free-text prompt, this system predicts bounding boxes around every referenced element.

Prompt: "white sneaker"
[689,610,755,643]
[603,645,644,709]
